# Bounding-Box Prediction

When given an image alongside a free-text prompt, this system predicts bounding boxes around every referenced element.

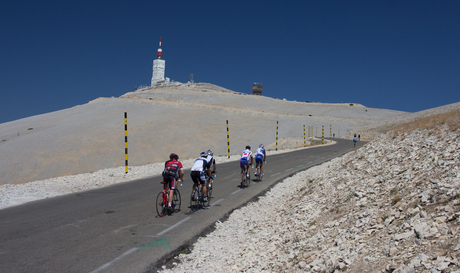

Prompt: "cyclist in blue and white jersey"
[240,145,253,185]
[254,144,266,177]
[190,152,210,202]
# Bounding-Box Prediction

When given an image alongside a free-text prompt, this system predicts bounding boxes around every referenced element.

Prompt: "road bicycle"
[255,161,265,183]
[156,180,181,217]
[241,164,251,188]
[255,169,264,183]
[205,171,215,205]
[190,181,210,212]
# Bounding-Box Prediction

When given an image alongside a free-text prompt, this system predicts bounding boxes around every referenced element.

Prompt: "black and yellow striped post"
[303,125,306,147]
[330,125,332,141]
[124,112,128,173]
[322,125,324,144]
[276,121,279,151]
[226,120,230,158]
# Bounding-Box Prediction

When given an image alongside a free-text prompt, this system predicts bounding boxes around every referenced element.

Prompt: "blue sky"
[1,1,459,124]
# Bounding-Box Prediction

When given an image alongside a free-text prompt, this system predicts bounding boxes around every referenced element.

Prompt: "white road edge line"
[271,172,281,177]
[232,189,242,195]
[89,248,137,273]
[210,198,224,206]
[157,217,191,236]
[285,168,293,172]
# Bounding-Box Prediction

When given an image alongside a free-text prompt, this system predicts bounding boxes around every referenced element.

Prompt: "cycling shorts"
[163,175,177,190]
[190,170,206,185]
[255,155,264,164]
[240,159,249,169]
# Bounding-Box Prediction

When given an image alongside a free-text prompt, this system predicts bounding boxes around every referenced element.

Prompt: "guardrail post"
[276,121,279,151]
[124,112,128,173]
[322,125,324,144]
[226,120,230,158]
[303,125,306,147]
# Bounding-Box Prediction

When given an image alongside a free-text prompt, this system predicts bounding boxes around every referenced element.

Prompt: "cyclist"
[206,149,216,188]
[353,134,357,147]
[190,151,210,202]
[162,153,184,209]
[240,145,253,186]
[254,144,266,177]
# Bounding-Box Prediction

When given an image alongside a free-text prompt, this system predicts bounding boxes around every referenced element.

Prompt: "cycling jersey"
[163,159,183,189]
[206,155,216,170]
[191,158,208,172]
[191,157,208,184]
[240,149,253,161]
[255,147,265,164]
[163,159,183,177]
[240,149,253,169]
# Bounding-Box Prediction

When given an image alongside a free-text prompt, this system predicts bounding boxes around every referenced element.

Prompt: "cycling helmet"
[169,153,179,160]
[245,145,251,150]
[207,149,213,155]
[200,151,207,157]
[259,144,264,149]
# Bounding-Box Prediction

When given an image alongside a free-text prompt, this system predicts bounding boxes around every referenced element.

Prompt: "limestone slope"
[0,83,406,185]
[160,111,460,273]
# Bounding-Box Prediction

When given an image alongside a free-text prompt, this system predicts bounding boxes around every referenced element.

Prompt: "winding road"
[0,139,364,273]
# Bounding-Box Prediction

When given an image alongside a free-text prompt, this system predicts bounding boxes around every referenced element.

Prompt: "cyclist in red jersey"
[162,153,184,209]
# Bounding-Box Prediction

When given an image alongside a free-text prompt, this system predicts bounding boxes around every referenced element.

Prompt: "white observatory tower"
[151,38,165,86]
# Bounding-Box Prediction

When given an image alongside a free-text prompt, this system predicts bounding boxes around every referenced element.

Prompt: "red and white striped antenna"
[157,37,162,59]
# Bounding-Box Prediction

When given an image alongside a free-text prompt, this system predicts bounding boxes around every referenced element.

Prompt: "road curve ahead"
[0,139,365,273]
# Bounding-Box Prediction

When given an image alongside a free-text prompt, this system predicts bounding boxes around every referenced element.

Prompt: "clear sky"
[1,0,459,124]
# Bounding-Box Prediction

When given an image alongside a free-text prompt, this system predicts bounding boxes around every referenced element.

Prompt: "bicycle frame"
[190,179,210,212]
[242,164,250,188]
[156,181,181,217]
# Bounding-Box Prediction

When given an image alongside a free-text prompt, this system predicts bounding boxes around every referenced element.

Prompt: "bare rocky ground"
[158,111,460,273]
[0,83,405,186]
[2,82,460,272]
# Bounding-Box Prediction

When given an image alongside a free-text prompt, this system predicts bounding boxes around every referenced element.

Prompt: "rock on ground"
[159,125,460,273]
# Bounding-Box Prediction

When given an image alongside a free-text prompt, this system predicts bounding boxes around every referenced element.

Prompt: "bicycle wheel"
[242,169,248,188]
[173,189,181,213]
[245,167,251,187]
[190,187,200,212]
[156,191,167,217]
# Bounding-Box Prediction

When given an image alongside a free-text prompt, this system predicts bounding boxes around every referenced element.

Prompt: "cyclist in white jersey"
[254,144,266,177]
[190,152,210,202]
[240,146,253,185]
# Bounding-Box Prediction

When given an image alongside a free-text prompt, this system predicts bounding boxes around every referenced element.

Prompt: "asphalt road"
[0,139,365,273]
